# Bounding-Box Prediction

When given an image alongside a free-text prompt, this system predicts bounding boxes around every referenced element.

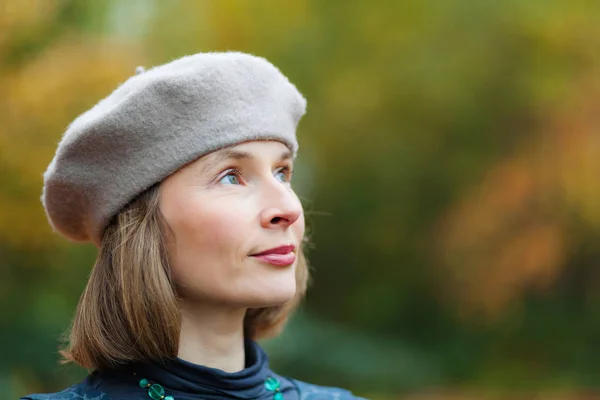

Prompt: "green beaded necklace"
[137,375,284,400]
[139,378,174,400]
[264,376,284,400]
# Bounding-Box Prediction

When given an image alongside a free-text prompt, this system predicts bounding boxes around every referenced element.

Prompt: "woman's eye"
[218,171,241,185]
[275,167,292,183]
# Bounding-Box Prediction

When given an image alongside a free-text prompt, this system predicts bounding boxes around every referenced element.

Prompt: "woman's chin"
[245,285,297,308]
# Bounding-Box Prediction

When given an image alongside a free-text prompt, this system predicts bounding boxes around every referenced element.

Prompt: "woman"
[20,52,366,400]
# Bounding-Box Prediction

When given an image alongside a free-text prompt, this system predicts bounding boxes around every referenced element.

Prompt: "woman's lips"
[250,244,296,266]
[251,252,296,266]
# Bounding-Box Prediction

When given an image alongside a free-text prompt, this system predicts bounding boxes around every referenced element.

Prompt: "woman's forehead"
[217,140,291,154]
[167,140,293,181]
[198,140,293,167]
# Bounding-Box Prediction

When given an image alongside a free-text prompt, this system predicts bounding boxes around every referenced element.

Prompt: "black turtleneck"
[21,340,366,400]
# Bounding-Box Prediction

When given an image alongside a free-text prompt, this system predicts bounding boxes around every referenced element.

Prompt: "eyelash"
[218,165,293,183]
[226,166,243,178]
[278,166,294,181]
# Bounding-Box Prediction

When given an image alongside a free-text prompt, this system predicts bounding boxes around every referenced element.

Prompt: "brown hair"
[60,184,310,371]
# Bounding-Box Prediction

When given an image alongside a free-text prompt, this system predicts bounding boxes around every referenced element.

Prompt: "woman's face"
[159,140,305,308]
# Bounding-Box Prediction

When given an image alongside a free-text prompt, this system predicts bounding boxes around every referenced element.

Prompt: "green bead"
[139,378,149,388]
[273,392,284,400]
[148,383,165,400]
[264,376,280,391]
[164,397,174,400]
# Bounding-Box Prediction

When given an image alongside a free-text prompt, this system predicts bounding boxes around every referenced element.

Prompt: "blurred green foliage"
[3,0,600,398]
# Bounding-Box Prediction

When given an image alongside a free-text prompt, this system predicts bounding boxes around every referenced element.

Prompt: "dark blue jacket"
[20,340,367,400]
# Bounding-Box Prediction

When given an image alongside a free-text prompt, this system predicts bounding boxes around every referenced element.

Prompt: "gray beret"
[42,51,307,245]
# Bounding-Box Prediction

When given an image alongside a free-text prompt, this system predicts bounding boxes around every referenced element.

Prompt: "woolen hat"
[42,51,307,245]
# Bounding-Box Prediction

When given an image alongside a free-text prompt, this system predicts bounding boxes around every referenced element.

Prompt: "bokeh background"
[3,1,600,399]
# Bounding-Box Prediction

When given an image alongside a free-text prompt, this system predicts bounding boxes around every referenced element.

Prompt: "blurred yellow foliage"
[0,34,142,248]
[0,0,57,52]
[435,72,600,318]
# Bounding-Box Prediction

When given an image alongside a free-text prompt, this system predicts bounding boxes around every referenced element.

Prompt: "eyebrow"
[200,148,293,175]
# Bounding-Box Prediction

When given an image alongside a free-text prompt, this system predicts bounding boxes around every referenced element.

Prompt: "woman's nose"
[259,184,303,229]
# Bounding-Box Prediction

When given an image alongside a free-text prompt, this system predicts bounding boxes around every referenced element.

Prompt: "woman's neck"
[177,301,247,373]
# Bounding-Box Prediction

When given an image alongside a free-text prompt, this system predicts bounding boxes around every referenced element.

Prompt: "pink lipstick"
[251,244,296,266]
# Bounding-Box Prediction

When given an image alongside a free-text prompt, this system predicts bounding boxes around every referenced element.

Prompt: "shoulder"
[285,376,369,399]
[20,383,114,400]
